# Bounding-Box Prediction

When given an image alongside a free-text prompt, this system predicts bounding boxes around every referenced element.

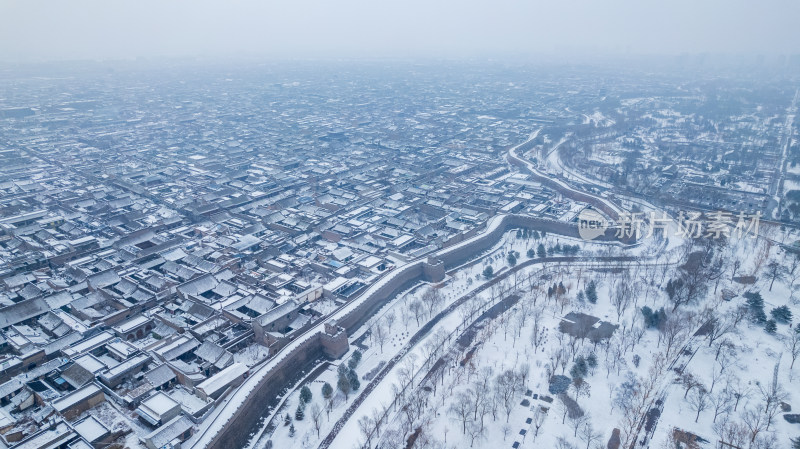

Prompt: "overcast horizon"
[2,0,800,64]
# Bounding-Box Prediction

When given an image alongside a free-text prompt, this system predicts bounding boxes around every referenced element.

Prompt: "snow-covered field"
[247,221,800,449]
[250,231,631,449]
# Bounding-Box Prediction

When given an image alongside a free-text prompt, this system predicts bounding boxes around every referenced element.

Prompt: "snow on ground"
[325,233,798,449]
[251,230,629,449]
[234,343,270,368]
[356,261,667,449]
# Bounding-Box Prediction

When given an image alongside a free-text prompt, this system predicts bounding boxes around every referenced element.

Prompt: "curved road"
[506,134,625,221]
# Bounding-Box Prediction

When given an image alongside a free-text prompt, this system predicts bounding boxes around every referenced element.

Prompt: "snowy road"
[507,133,625,221]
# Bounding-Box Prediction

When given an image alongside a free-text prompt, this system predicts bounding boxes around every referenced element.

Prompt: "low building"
[51,383,105,420]
[73,415,111,446]
[195,362,248,400]
[142,415,194,449]
[136,391,182,427]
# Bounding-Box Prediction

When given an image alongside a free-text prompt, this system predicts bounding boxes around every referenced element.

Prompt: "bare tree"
[713,416,749,449]
[786,253,800,297]
[555,436,578,449]
[532,406,546,438]
[385,310,396,335]
[725,375,749,412]
[471,367,494,428]
[511,310,526,346]
[310,403,323,437]
[501,424,512,441]
[709,390,733,423]
[572,378,591,404]
[400,392,427,434]
[569,413,588,438]
[712,338,736,363]
[730,259,741,281]
[618,353,665,448]
[495,369,522,422]
[373,321,388,353]
[687,386,709,422]
[752,239,773,276]
[758,381,788,431]
[371,407,384,440]
[401,307,412,331]
[660,311,692,360]
[531,306,546,353]
[579,421,602,449]
[410,300,425,327]
[518,362,530,389]
[449,390,473,434]
[422,286,442,317]
[764,260,786,291]
[358,415,375,449]
[379,429,405,449]
[465,421,486,448]
[703,303,747,347]
[611,274,633,322]
[785,327,800,371]
[667,249,710,312]
[742,406,766,445]
[558,293,571,314]
[459,295,482,324]
[709,359,726,394]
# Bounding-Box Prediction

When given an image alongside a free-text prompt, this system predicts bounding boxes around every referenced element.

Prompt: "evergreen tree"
[570,355,588,380]
[337,373,352,400]
[577,291,586,302]
[295,403,305,421]
[483,265,494,279]
[548,375,571,395]
[654,308,667,328]
[527,248,535,258]
[532,230,540,240]
[641,306,654,326]
[765,319,778,334]
[507,252,517,267]
[284,413,291,426]
[516,229,523,239]
[347,368,360,391]
[586,353,598,371]
[745,291,767,324]
[569,364,582,381]
[322,382,333,400]
[585,280,598,304]
[289,424,296,437]
[771,305,793,324]
[641,306,665,328]
[348,350,362,369]
[299,385,312,404]
[537,243,547,258]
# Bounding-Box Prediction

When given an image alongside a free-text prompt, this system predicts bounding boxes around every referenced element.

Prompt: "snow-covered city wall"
[197,214,624,449]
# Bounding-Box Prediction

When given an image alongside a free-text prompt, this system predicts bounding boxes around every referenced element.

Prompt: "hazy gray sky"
[1,0,799,62]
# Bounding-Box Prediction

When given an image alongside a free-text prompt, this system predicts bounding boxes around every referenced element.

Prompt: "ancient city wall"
[202,333,325,449]
[202,213,623,449]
